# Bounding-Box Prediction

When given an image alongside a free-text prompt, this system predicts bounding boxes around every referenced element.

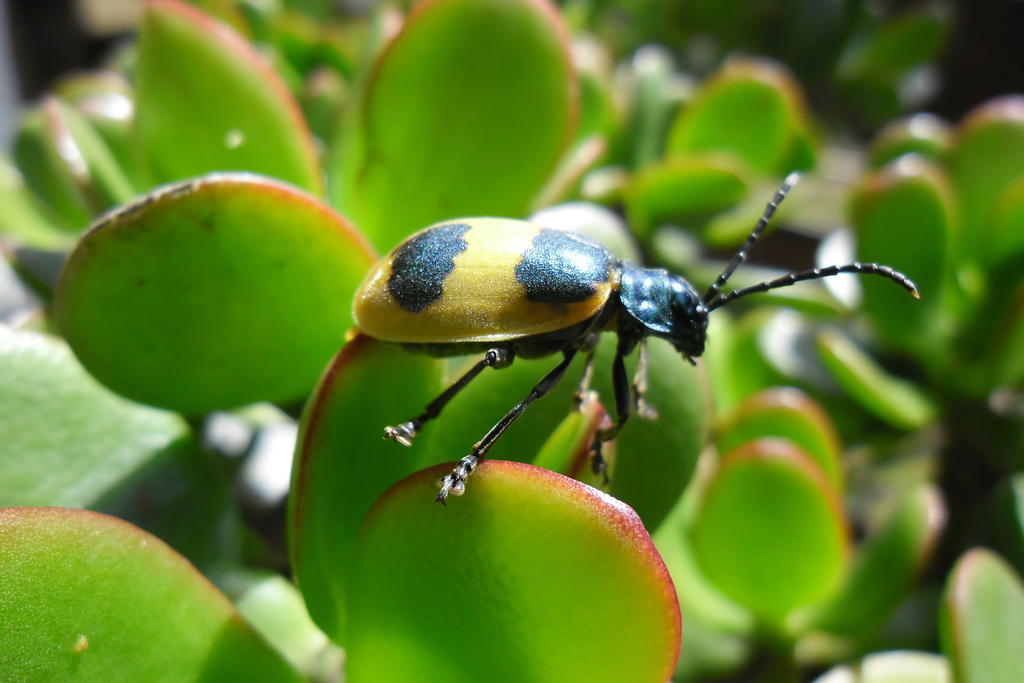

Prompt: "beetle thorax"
[617,263,709,358]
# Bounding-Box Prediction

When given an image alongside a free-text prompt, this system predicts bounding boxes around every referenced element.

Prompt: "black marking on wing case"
[515,229,611,304]
[387,223,471,312]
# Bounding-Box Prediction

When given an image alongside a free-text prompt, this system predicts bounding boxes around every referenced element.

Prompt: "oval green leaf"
[0,507,300,681]
[336,0,576,249]
[136,0,322,194]
[346,461,681,682]
[940,547,1024,683]
[689,439,850,622]
[55,174,375,414]
[805,483,946,636]
[288,334,443,644]
[0,326,188,508]
[947,96,1024,260]
[623,156,748,239]
[0,160,74,248]
[851,156,953,355]
[667,58,815,175]
[716,387,843,491]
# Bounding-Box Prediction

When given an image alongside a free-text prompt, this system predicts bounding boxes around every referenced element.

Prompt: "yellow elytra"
[353,217,615,345]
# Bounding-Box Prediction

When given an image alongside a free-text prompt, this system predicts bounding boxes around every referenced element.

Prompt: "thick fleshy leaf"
[136,0,322,194]
[600,337,709,529]
[851,156,952,355]
[716,387,843,490]
[868,113,952,169]
[814,651,951,683]
[288,335,443,644]
[816,329,937,430]
[947,96,1024,260]
[653,488,754,681]
[233,573,342,679]
[0,507,300,681]
[623,156,748,239]
[55,174,375,414]
[666,58,815,174]
[346,461,681,682]
[701,309,789,415]
[689,439,849,622]
[0,160,73,248]
[336,0,576,249]
[940,548,1024,683]
[425,335,708,530]
[805,484,946,637]
[983,174,1024,268]
[13,99,101,228]
[56,71,148,190]
[0,326,187,508]
[531,390,608,482]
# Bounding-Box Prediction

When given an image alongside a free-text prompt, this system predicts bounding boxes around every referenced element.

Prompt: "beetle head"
[618,265,708,359]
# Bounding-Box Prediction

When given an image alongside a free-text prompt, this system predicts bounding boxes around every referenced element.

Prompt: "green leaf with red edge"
[947,96,1024,261]
[801,483,946,637]
[666,58,816,175]
[868,114,952,169]
[136,0,322,194]
[288,335,444,645]
[335,0,576,250]
[55,174,375,414]
[940,548,1024,683]
[689,439,850,623]
[0,507,300,681]
[346,461,681,682]
[851,156,953,355]
[716,387,843,491]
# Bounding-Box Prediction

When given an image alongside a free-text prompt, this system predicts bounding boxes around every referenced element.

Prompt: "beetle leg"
[589,348,633,484]
[384,347,514,447]
[437,348,578,503]
[633,340,658,420]
[572,334,600,409]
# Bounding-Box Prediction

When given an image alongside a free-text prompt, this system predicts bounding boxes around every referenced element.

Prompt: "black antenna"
[706,262,919,311]
[703,172,801,307]
[702,172,920,311]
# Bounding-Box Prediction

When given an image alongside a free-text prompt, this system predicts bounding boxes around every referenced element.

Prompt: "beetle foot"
[436,454,479,504]
[636,397,659,420]
[384,421,418,447]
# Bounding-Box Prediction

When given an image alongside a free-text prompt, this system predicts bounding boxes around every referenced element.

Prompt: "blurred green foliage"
[1,0,1023,681]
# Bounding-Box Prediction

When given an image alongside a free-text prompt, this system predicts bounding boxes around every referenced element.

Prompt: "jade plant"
[1,0,1022,681]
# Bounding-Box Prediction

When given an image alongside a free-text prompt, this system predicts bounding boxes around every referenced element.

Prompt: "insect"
[352,173,919,503]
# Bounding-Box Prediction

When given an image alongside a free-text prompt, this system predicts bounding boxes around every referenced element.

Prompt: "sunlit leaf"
[0,507,300,681]
[55,174,375,413]
[346,461,681,682]
[336,0,576,249]
[136,0,322,194]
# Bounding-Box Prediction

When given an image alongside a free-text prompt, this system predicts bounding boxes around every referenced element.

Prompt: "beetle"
[352,173,919,503]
